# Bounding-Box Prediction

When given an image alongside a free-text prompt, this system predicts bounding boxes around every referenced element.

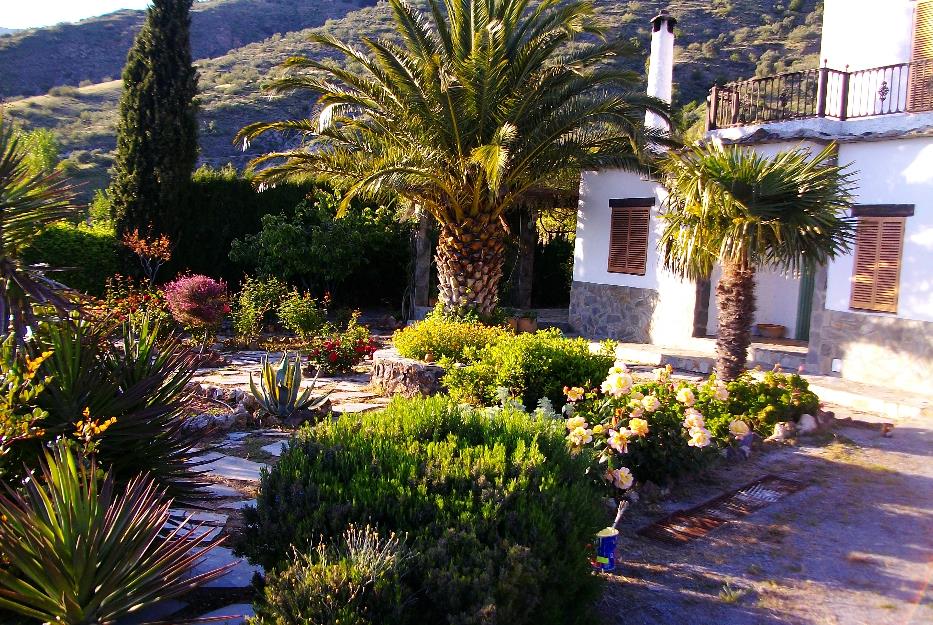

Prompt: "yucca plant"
[0,119,82,345]
[236,0,671,316]
[0,442,233,625]
[249,351,329,419]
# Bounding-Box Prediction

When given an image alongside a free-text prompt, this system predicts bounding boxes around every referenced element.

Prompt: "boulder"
[371,348,446,398]
[765,421,797,442]
[184,411,236,433]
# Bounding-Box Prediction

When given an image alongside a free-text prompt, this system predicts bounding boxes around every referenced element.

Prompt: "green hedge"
[237,396,605,625]
[23,222,121,296]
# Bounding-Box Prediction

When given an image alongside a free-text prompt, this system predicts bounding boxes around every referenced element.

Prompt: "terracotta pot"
[756,323,786,339]
[506,316,519,333]
[516,317,537,333]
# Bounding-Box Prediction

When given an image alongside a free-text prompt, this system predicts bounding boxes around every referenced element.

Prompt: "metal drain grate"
[638,475,806,545]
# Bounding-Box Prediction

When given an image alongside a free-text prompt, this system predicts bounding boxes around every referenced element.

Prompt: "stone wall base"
[569,281,658,342]
[371,349,445,398]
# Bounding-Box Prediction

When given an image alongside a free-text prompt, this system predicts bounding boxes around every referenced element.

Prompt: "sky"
[3,1,155,30]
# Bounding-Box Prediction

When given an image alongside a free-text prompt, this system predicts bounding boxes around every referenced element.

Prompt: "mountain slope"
[0,0,373,98]
[2,0,823,199]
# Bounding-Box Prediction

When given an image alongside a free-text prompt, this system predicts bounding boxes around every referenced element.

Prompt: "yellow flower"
[714,383,729,402]
[652,367,669,382]
[563,386,585,402]
[628,417,650,437]
[641,395,660,413]
[630,391,644,401]
[729,420,750,437]
[567,426,593,447]
[605,466,634,490]
[600,372,633,398]
[608,361,629,376]
[592,424,606,435]
[676,387,696,407]
[565,416,587,431]
[682,408,705,430]
[687,426,712,448]
[607,429,630,454]
[629,406,645,419]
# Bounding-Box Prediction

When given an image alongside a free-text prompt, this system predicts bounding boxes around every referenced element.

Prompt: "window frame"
[607,197,653,276]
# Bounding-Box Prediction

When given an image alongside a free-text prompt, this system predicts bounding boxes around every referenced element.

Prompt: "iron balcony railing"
[706,60,933,130]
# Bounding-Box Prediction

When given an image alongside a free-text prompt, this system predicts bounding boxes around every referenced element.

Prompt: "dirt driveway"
[600,413,932,625]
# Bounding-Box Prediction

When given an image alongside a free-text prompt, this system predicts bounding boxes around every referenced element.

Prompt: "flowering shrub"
[164,274,229,336]
[231,276,289,343]
[89,274,170,328]
[392,314,506,362]
[122,228,172,285]
[307,312,378,374]
[563,363,820,488]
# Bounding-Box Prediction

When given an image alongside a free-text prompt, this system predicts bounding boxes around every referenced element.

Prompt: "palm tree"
[659,142,856,380]
[236,0,670,316]
[0,121,81,344]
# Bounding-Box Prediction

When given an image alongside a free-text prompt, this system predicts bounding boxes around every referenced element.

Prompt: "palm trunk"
[435,215,505,317]
[715,262,756,380]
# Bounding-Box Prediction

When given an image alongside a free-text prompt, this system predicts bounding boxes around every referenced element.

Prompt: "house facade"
[570,0,933,392]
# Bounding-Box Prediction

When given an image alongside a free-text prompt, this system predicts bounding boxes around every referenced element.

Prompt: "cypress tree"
[109,0,198,239]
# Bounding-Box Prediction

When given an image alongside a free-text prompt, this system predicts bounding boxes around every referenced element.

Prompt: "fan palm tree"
[659,142,856,380]
[0,121,81,344]
[236,0,671,316]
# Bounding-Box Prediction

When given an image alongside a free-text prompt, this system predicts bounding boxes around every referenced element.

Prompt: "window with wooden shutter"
[850,216,905,313]
[607,198,652,275]
[909,0,933,112]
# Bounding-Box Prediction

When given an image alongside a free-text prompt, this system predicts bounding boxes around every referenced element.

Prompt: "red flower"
[328,352,338,363]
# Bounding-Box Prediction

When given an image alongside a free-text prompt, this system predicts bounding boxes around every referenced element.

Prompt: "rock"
[638,480,663,502]
[765,421,797,442]
[232,404,250,427]
[797,413,819,435]
[370,348,446,398]
[283,399,332,428]
[184,411,236,433]
[241,393,260,412]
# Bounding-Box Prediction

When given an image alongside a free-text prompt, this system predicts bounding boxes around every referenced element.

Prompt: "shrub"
[307,312,378,374]
[164,274,230,346]
[392,314,506,362]
[249,525,412,625]
[237,396,605,625]
[278,290,328,340]
[232,276,289,343]
[442,329,614,410]
[22,222,121,296]
[0,442,230,625]
[88,274,171,328]
[0,335,52,478]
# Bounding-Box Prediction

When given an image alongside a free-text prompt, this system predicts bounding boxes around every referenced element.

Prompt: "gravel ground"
[599,414,932,625]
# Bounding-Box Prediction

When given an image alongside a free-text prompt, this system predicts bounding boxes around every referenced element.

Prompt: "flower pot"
[756,323,786,339]
[506,316,519,333]
[593,527,619,572]
[516,317,537,333]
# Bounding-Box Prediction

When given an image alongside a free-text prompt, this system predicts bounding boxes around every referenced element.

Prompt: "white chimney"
[645,10,676,132]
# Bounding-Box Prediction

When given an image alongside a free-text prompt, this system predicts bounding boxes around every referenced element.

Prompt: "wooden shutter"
[607,203,650,275]
[909,0,933,111]
[850,217,905,313]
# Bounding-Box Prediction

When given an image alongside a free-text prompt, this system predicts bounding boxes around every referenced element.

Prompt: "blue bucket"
[594,527,619,572]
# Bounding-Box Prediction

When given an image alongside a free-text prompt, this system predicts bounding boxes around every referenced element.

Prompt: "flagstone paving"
[197,603,255,625]
[193,452,268,482]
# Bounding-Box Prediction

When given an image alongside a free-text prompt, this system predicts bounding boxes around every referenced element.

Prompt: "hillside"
[0,0,374,98]
[0,28,18,37]
[2,0,823,199]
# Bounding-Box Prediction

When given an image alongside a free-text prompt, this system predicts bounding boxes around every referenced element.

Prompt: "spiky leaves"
[109,0,198,239]
[236,0,671,314]
[0,442,232,624]
[658,142,856,378]
[249,351,330,419]
[0,122,81,344]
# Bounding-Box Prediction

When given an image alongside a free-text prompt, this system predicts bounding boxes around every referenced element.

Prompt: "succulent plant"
[249,351,329,419]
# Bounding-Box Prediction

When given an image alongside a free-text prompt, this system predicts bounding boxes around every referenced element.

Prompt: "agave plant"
[0,442,233,625]
[0,120,81,346]
[249,351,329,419]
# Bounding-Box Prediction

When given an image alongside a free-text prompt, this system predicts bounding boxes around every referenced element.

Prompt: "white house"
[570,1,933,393]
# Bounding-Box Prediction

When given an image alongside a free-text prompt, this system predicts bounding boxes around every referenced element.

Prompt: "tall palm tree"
[236,0,670,316]
[659,142,856,380]
[0,121,81,344]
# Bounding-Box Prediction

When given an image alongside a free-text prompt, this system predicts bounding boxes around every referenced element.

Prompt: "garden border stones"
[371,348,445,397]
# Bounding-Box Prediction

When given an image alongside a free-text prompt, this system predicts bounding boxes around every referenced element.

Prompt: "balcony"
[706,60,933,130]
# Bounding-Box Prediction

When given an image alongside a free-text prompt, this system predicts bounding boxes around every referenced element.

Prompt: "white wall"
[705,266,803,339]
[826,137,933,322]
[574,169,697,344]
[821,0,914,70]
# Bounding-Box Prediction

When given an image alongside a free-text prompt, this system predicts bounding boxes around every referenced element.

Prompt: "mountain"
[0,28,18,37]
[0,0,374,98]
[1,0,823,199]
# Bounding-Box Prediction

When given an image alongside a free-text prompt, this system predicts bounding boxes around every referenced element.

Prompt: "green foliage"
[22,222,121,296]
[443,329,615,410]
[0,335,52,478]
[249,525,412,625]
[229,188,410,305]
[392,315,507,362]
[237,396,605,625]
[0,442,230,625]
[17,314,205,502]
[278,290,328,340]
[249,352,330,420]
[232,276,289,343]
[109,0,198,238]
[16,127,60,175]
